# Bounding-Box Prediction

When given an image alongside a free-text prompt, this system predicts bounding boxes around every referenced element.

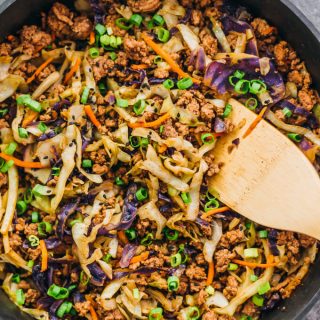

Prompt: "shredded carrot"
[0,153,45,169]
[118,230,129,245]
[40,240,48,272]
[7,35,14,42]
[27,57,54,84]
[130,251,150,264]
[243,106,268,139]
[128,113,171,129]
[202,206,230,219]
[89,305,98,320]
[22,109,39,128]
[64,57,81,85]
[233,256,278,269]
[141,33,201,84]
[157,144,168,153]
[131,64,149,70]
[89,31,95,45]
[206,261,215,285]
[84,105,102,129]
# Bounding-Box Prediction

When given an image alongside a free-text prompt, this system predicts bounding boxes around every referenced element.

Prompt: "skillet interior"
[0,0,319,319]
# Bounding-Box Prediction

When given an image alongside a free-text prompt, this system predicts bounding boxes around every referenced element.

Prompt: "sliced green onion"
[252,294,264,307]
[69,219,82,227]
[234,70,245,79]
[250,274,258,282]
[164,228,179,241]
[201,133,215,144]
[116,98,129,108]
[98,82,107,96]
[129,14,143,27]
[82,159,92,168]
[16,289,25,306]
[37,122,47,133]
[149,307,163,320]
[223,103,232,118]
[180,192,191,204]
[31,211,39,223]
[18,127,29,138]
[133,99,146,115]
[140,137,149,148]
[32,184,49,196]
[38,221,53,236]
[245,97,258,111]
[81,87,90,104]
[244,248,259,258]
[159,125,164,134]
[282,107,293,118]
[287,133,302,142]
[234,79,250,94]
[17,94,42,113]
[204,198,220,212]
[258,281,271,295]
[95,23,107,35]
[152,14,165,26]
[27,260,34,268]
[177,77,193,90]
[129,136,141,148]
[258,230,268,239]
[157,28,170,43]
[89,47,100,58]
[23,188,34,203]
[0,159,14,173]
[228,263,239,271]
[47,284,70,300]
[28,235,40,248]
[141,233,153,246]
[167,275,179,292]
[68,284,77,292]
[154,56,163,64]
[170,252,182,267]
[125,228,137,241]
[115,18,132,30]
[0,108,8,117]
[16,200,27,215]
[4,142,17,155]
[56,301,73,318]
[80,270,90,285]
[115,176,125,186]
[100,34,110,47]
[136,187,148,201]
[109,52,117,61]
[205,285,215,295]
[186,306,200,320]
[133,288,140,299]
[163,79,174,89]
[102,253,112,264]
[52,167,61,176]
[12,274,21,283]
[249,79,267,94]
[116,36,122,46]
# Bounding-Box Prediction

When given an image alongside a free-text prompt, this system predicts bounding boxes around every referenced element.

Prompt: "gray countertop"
[289,2,320,318]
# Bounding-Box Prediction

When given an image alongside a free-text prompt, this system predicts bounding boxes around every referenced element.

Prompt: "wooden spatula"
[209,98,320,240]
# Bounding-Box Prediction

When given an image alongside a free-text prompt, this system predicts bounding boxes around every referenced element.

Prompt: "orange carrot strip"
[89,306,98,320]
[202,206,230,219]
[7,35,14,42]
[131,64,149,70]
[22,109,39,128]
[89,31,95,45]
[206,261,215,286]
[27,57,54,84]
[40,240,48,272]
[130,251,150,264]
[64,57,81,85]
[233,256,278,269]
[0,153,45,169]
[84,105,102,128]
[243,107,268,139]
[157,144,168,153]
[118,230,129,245]
[128,113,171,129]
[141,33,201,84]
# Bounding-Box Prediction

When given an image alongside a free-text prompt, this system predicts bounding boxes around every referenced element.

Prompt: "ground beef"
[298,89,317,110]
[25,289,40,305]
[201,102,216,122]
[72,16,93,40]
[37,64,56,82]
[20,25,52,56]
[287,64,312,89]
[0,43,12,56]
[24,223,39,236]
[223,275,239,300]
[127,0,161,13]
[27,247,42,260]
[215,249,236,273]
[162,119,178,138]
[191,10,203,27]
[273,41,299,73]
[90,55,115,81]
[277,231,300,265]
[242,300,260,317]
[9,233,22,250]
[202,312,236,320]
[103,309,126,320]
[74,301,91,317]
[105,14,128,37]
[124,35,149,63]
[175,122,189,137]
[219,229,245,248]
[199,28,218,59]
[298,234,317,248]
[185,263,207,280]
[176,90,201,116]
[251,18,277,41]
[92,164,109,175]
[0,172,7,188]
[154,65,170,79]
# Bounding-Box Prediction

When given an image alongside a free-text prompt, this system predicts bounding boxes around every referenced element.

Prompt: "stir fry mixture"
[0,0,319,319]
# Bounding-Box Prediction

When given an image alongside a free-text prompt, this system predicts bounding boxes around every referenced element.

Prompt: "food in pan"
[0,0,319,319]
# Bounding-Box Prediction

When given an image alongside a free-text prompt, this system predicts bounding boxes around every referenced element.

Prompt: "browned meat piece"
[251,18,277,40]
[0,43,12,56]
[298,89,317,111]
[0,172,7,188]
[219,229,245,248]
[242,300,260,317]
[154,65,170,79]
[17,280,31,290]
[177,90,201,116]
[24,223,39,236]
[89,55,115,81]
[215,249,236,273]
[89,149,108,165]
[25,289,40,305]
[124,35,149,62]
[223,275,239,300]
[162,119,178,138]
[48,2,92,40]
[92,164,109,175]
[273,41,299,73]
[175,122,189,137]
[9,233,22,250]
[103,309,126,320]
[37,64,56,82]
[199,28,218,59]
[191,10,203,26]
[20,25,52,56]
[277,231,300,265]
[298,234,317,248]
[127,0,161,13]
[185,263,207,280]
[201,102,216,121]
[15,218,26,232]
[27,247,42,260]
[202,312,236,320]
[74,301,91,317]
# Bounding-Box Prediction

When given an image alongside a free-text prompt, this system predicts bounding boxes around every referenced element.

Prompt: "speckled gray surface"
[289,2,320,318]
